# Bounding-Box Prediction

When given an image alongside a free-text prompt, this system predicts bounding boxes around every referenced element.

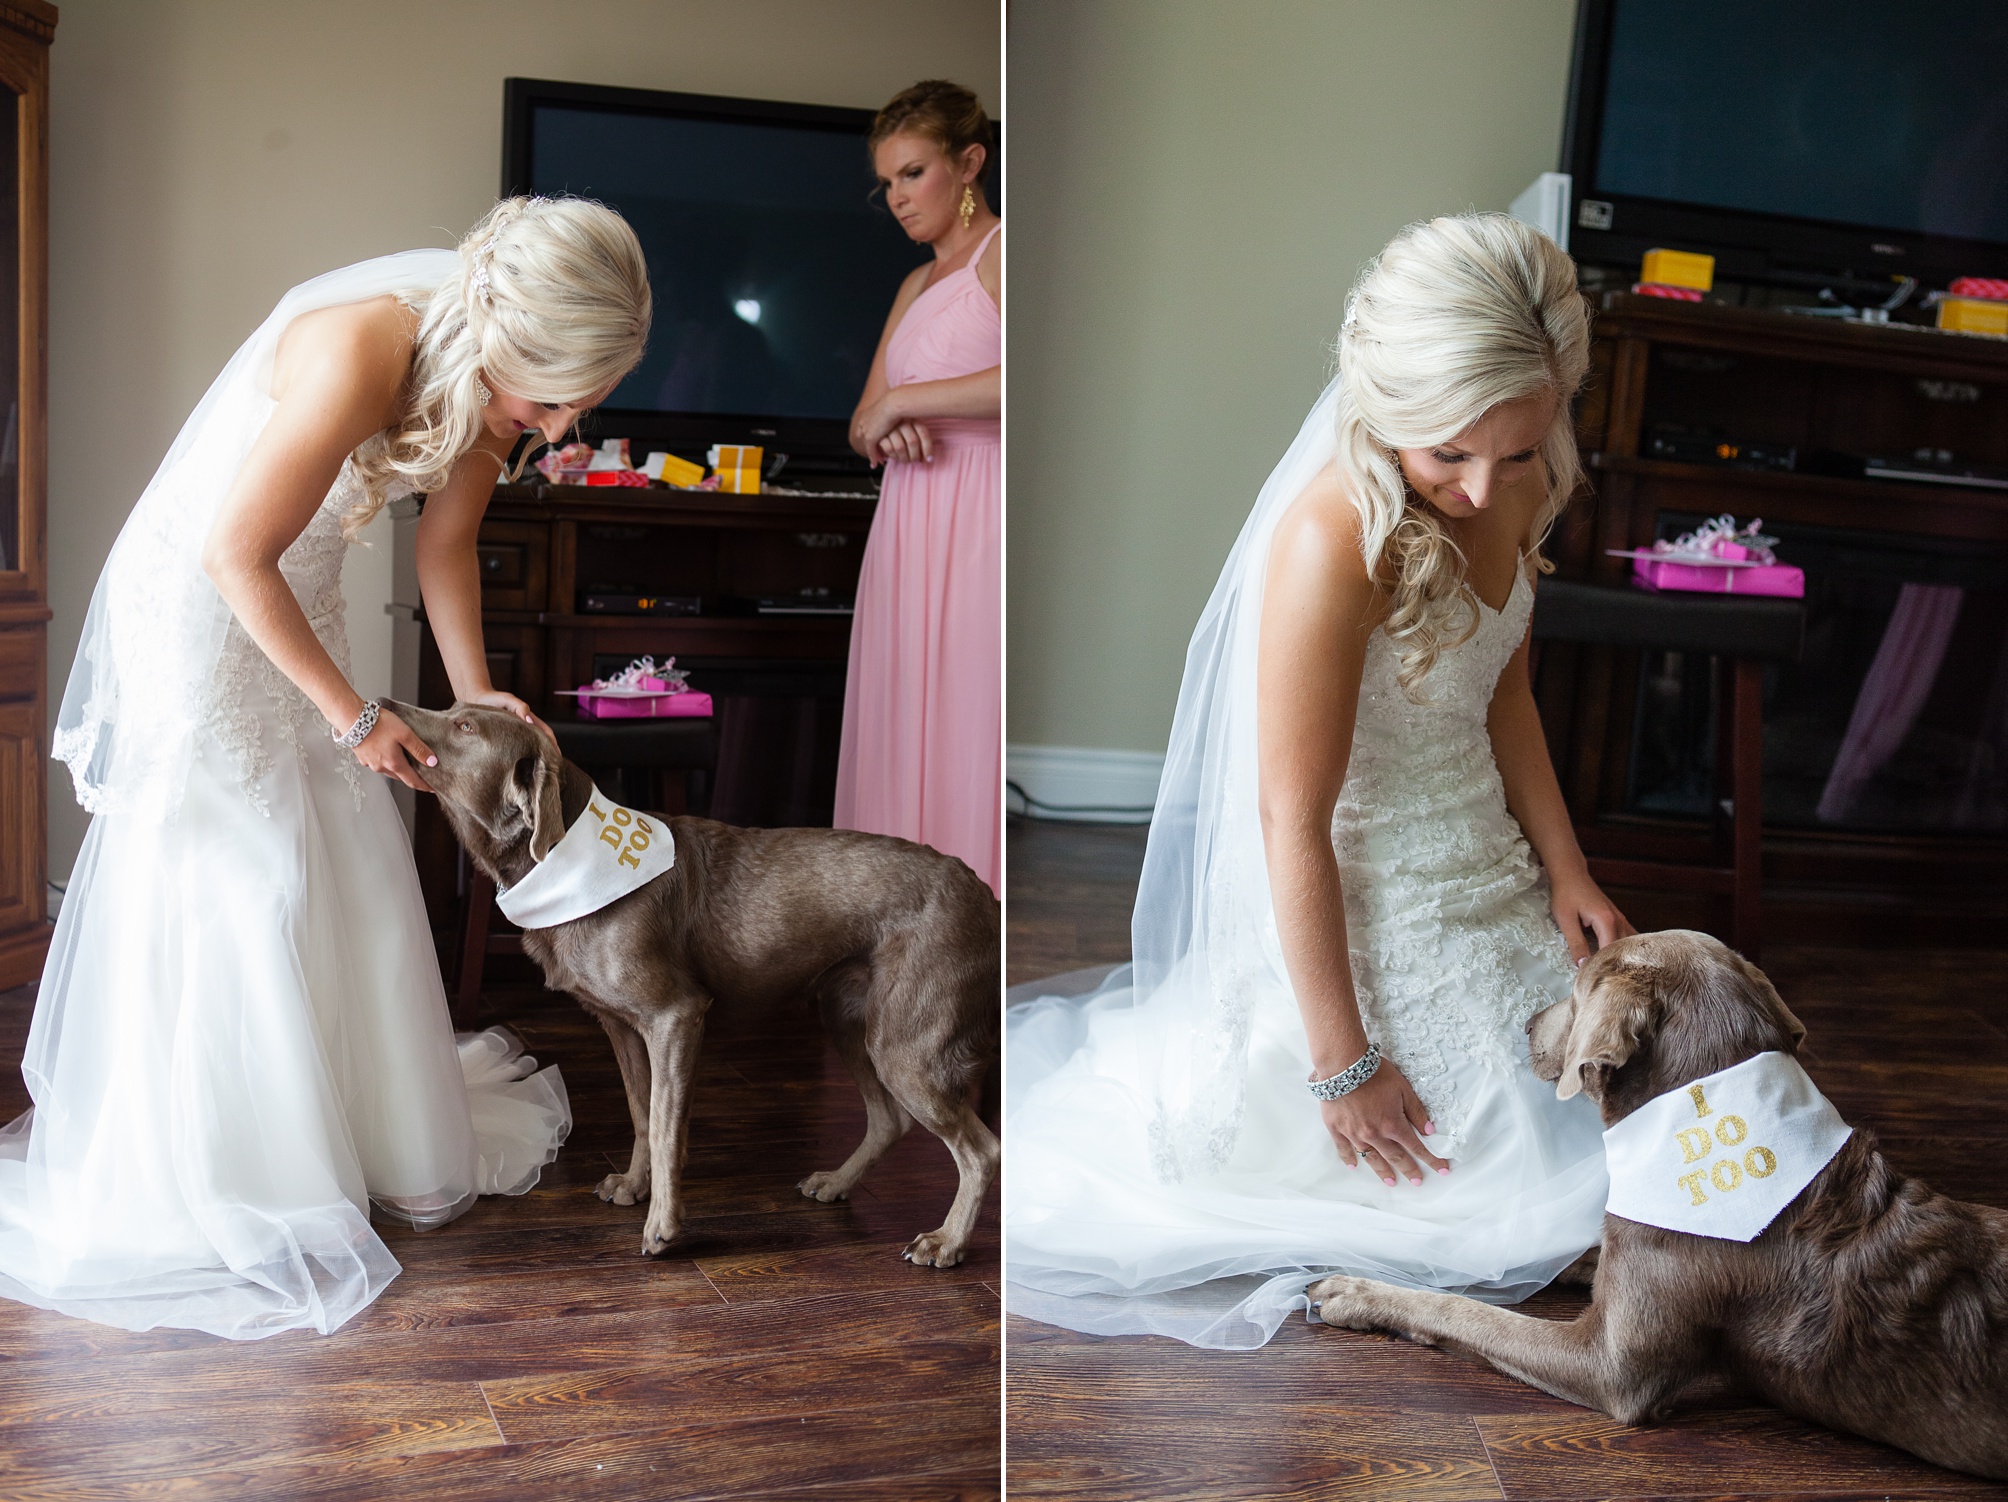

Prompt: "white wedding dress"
[1004,383,1609,1349]
[0,252,572,1340]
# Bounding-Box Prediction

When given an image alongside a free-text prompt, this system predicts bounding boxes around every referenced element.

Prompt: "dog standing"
[390,700,1000,1268]
[1308,930,2008,1481]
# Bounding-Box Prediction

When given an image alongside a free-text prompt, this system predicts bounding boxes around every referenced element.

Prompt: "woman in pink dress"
[838,80,1001,893]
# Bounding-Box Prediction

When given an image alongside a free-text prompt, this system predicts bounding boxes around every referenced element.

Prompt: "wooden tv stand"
[391,480,876,930]
[1544,292,2008,946]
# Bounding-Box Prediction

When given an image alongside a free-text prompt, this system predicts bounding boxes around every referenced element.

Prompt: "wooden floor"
[1005,814,2008,1501]
[0,966,999,1500]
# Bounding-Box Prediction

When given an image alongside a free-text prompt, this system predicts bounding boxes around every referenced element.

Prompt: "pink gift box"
[571,680,715,719]
[1632,556,1805,597]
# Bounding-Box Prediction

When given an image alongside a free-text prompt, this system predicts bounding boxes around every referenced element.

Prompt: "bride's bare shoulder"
[270,295,417,416]
[1266,462,1377,612]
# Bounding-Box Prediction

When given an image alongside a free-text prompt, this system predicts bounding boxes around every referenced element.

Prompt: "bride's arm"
[199,303,437,789]
[409,434,550,738]
[1257,470,1449,1188]
[1487,603,1634,963]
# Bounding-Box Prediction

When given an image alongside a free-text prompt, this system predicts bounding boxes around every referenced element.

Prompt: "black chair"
[1531,579,1805,960]
[451,715,717,1024]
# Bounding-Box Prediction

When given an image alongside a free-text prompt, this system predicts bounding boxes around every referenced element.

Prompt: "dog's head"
[1526,930,1807,1123]
[380,700,567,884]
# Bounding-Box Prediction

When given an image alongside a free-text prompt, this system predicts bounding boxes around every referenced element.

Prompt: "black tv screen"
[1565,0,2008,283]
[503,79,996,459]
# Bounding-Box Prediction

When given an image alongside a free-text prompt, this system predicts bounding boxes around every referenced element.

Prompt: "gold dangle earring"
[958,183,976,230]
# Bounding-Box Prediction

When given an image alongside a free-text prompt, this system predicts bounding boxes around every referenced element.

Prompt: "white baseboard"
[1005,743,1161,824]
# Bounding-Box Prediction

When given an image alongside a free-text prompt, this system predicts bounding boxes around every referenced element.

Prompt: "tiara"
[470,232,502,304]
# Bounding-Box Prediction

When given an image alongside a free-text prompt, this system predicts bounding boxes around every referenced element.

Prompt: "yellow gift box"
[644,451,706,487]
[1640,248,1715,293]
[1938,297,2008,336]
[707,444,763,494]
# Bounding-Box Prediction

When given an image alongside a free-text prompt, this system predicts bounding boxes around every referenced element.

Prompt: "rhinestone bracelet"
[1307,1041,1382,1101]
[332,699,381,750]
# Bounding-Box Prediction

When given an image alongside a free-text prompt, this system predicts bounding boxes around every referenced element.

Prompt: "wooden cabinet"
[0,1,51,989]
[1547,292,2008,943]
[393,480,876,928]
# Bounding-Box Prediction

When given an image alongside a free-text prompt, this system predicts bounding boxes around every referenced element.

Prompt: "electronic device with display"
[1561,1,2008,288]
[503,77,998,470]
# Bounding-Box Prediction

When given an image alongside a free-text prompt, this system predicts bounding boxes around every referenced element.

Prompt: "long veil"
[1003,380,1345,1345]
[1011,378,1342,1170]
[53,249,458,821]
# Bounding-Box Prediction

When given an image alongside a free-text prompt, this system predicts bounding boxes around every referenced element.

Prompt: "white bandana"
[494,785,675,929]
[1602,1051,1853,1243]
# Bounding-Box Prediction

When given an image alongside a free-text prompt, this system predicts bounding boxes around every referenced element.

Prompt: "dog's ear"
[1557,966,1655,1101]
[507,751,567,862]
[1729,950,1809,1052]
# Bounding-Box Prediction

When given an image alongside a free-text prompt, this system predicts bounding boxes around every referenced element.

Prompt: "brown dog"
[388,700,1000,1267]
[1308,929,2008,1481]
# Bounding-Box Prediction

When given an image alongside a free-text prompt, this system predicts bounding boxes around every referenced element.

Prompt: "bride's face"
[482,380,618,446]
[873,131,982,245]
[1395,392,1557,522]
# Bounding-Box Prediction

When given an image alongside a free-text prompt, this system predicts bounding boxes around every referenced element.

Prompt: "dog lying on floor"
[1308,929,2008,1482]
[387,700,1000,1268]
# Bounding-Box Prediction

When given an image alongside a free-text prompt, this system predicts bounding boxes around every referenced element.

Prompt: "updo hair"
[346,196,652,538]
[1334,212,1590,695]
[867,79,993,164]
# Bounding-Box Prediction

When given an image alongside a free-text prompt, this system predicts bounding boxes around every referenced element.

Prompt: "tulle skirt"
[0,693,571,1340]
[1004,960,1610,1349]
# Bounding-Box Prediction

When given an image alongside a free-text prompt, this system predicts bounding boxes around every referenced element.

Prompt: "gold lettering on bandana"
[587,800,656,873]
[1669,1112,1773,1206]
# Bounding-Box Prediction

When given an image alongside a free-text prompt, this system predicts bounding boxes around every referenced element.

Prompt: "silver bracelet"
[332,699,380,750]
[1308,1041,1382,1101]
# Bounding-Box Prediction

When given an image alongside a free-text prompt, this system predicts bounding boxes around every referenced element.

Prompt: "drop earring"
[475,375,491,407]
[958,184,976,229]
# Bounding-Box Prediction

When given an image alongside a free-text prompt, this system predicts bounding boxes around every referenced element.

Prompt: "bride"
[1006,214,1633,1349]
[0,197,650,1339]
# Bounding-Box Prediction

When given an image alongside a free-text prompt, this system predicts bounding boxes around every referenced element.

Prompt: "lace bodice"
[207,464,366,815]
[1332,566,1573,1140]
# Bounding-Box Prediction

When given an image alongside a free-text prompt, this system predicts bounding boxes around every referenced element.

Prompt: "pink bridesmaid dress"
[835,223,1001,893]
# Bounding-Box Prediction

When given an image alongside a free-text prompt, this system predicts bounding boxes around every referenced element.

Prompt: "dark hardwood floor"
[0,963,999,1500]
[1005,814,2008,1502]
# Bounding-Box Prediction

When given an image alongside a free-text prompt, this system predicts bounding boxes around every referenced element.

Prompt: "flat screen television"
[502,78,997,470]
[1562,1,2008,288]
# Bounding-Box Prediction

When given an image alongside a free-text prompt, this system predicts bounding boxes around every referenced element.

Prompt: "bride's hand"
[467,690,557,747]
[1550,866,1634,967]
[353,706,438,791]
[1318,1059,1449,1187]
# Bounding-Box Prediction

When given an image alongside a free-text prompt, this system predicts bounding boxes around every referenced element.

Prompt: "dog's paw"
[641,1207,682,1257]
[596,1172,649,1207]
[1306,1274,1386,1331]
[797,1171,852,1203]
[902,1229,965,1268]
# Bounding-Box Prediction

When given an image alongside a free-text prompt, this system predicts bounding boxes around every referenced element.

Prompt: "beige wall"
[1007,0,1575,756]
[47,0,999,880]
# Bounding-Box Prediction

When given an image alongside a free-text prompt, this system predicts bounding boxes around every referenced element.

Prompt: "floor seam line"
[478,1379,506,1445]
[1474,1413,1509,1502]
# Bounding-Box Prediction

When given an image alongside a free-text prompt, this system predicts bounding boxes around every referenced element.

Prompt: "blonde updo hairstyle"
[346,196,652,538]
[1335,213,1589,695]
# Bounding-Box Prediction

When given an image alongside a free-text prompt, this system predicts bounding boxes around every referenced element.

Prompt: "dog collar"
[494,784,675,929]
[1602,1051,1852,1243]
